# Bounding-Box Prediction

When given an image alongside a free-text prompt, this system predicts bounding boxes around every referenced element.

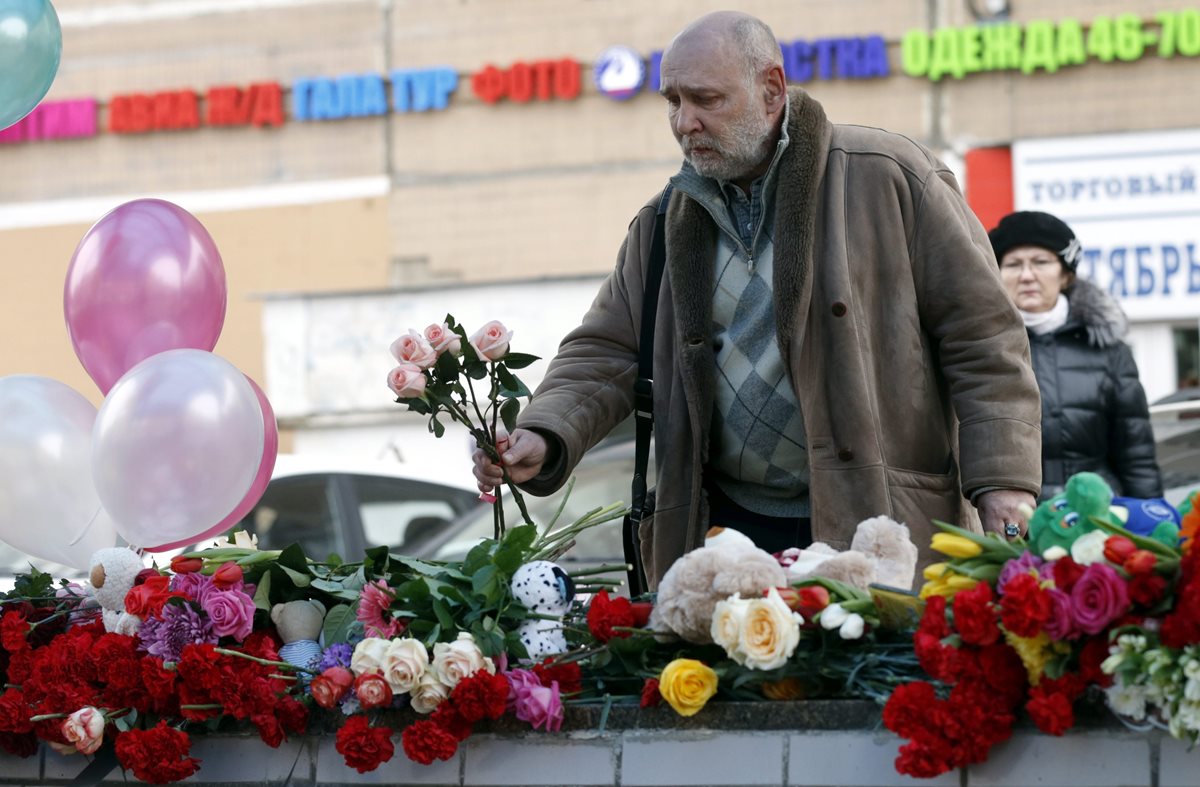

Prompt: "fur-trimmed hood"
[1064,278,1129,348]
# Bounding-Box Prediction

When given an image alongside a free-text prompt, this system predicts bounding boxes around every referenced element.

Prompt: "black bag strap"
[623,184,672,597]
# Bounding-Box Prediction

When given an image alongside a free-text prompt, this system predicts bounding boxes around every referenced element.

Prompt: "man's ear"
[763,64,787,111]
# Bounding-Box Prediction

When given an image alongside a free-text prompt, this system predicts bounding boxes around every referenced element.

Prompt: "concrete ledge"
[0,702,1192,787]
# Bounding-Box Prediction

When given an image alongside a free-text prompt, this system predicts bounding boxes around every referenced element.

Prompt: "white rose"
[431,632,495,689]
[710,594,749,658]
[410,672,450,714]
[838,613,866,640]
[350,637,390,676]
[382,638,429,694]
[737,589,802,671]
[1070,530,1109,566]
[819,603,849,630]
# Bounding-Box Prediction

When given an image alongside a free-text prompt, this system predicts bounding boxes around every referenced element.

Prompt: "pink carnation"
[357,580,402,639]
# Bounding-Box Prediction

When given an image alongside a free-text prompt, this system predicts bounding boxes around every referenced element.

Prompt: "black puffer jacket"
[1030,278,1163,500]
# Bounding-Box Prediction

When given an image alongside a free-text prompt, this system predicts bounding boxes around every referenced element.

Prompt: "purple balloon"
[64,199,227,394]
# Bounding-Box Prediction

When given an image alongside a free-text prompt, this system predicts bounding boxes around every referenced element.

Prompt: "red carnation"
[952,583,1001,646]
[401,719,459,765]
[114,722,201,784]
[430,701,474,742]
[977,643,1028,706]
[640,678,662,708]
[335,715,395,773]
[533,659,582,696]
[586,590,637,642]
[1052,556,1085,592]
[0,612,28,653]
[0,731,37,758]
[882,681,937,738]
[1026,686,1075,736]
[1078,637,1114,688]
[449,671,508,723]
[1129,573,1168,607]
[1000,573,1053,637]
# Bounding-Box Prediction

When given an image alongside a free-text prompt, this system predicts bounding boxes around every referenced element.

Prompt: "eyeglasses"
[999,258,1061,275]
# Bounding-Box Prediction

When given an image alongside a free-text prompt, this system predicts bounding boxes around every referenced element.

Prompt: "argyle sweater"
[670,128,811,518]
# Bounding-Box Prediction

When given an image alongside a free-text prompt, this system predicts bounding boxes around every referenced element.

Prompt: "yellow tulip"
[659,659,718,717]
[923,562,950,581]
[931,533,983,558]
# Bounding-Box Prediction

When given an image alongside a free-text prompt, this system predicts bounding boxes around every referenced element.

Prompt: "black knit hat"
[988,211,1082,272]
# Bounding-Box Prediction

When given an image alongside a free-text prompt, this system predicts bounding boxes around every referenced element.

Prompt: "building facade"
[2,0,1198,465]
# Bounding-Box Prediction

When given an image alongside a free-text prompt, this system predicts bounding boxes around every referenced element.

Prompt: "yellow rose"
[659,658,718,717]
[737,588,802,670]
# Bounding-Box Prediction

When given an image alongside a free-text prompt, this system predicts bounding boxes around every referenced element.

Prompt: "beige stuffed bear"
[780,516,919,591]
[89,547,146,636]
[649,527,787,644]
[270,599,326,670]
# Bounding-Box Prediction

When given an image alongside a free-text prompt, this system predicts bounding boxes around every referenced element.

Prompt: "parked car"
[420,439,647,570]
[207,454,484,560]
[1150,399,1200,508]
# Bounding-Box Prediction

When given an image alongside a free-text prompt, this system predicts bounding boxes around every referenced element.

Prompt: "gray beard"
[683,114,774,183]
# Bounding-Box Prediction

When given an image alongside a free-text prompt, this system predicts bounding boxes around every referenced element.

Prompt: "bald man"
[474,12,1041,588]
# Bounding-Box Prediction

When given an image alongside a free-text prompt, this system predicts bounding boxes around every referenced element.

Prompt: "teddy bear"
[270,599,326,670]
[509,560,575,662]
[779,516,919,591]
[88,547,146,636]
[648,527,787,644]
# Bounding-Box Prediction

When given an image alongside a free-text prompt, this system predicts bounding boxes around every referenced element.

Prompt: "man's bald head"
[667,11,783,87]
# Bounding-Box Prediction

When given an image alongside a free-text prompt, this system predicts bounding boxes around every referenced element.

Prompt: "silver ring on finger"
[1004,522,1021,538]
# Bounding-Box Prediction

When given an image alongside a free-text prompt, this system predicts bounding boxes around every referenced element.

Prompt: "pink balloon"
[64,199,227,395]
[144,376,278,552]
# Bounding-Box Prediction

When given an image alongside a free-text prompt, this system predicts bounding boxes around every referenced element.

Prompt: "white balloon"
[92,350,264,550]
[0,375,117,570]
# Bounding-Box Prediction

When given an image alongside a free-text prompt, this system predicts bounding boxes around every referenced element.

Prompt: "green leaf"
[407,398,431,415]
[499,353,540,369]
[492,546,524,574]
[502,524,538,552]
[322,604,358,645]
[113,709,138,733]
[277,564,312,587]
[500,397,520,433]
[309,578,344,594]
[397,578,431,601]
[252,571,273,611]
[495,367,531,397]
[465,360,488,380]
[435,350,461,380]
[432,598,456,631]
[277,544,309,573]
[463,542,497,576]
[393,555,469,581]
[472,564,499,596]
[429,416,445,438]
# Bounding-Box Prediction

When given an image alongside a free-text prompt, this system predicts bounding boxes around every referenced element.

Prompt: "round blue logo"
[594,45,646,101]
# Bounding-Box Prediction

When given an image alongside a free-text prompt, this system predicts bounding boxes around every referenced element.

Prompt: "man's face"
[659,39,773,183]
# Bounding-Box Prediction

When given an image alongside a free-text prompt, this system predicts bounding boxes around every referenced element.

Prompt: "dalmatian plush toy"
[509,560,575,662]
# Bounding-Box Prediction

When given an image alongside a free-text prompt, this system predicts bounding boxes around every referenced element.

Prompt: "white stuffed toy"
[779,516,919,591]
[510,560,575,662]
[88,547,146,636]
[649,527,787,644]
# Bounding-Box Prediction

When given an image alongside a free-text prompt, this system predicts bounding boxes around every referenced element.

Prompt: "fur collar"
[1064,278,1128,348]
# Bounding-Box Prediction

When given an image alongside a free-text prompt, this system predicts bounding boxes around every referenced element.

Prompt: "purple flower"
[171,572,214,603]
[998,552,1045,593]
[201,588,256,641]
[317,643,354,672]
[138,603,217,662]
[504,669,541,712]
[1071,563,1130,635]
[1042,588,1079,641]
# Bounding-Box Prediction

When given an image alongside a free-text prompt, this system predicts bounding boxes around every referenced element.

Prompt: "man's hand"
[976,488,1037,539]
[471,428,548,494]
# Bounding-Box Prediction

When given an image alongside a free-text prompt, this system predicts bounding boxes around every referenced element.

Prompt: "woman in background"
[989,210,1163,501]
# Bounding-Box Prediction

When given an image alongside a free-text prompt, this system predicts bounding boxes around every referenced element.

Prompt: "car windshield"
[1152,403,1200,508]
[424,442,643,567]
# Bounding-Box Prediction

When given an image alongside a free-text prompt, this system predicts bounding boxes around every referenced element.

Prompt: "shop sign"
[470,59,582,104]
[594,46,645,100]
[108,82,284,134]
[903,9,1200,81]
[0,99,96,143]
[1014,129,1200,322]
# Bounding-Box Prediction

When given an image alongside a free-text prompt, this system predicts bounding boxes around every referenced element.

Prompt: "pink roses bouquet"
[387,315,539,536]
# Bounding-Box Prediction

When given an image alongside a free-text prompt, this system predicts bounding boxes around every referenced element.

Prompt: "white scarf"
[1021,294,1069,335]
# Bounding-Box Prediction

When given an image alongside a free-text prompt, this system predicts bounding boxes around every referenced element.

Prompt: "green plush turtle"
[1027,472,1121,556]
